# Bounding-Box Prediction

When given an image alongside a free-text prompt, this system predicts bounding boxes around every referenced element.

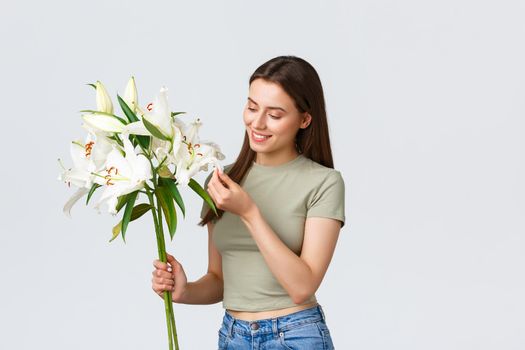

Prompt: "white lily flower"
[82,113,126,133]
[174,118,224,162]
[58,140,96,189]
[172,118,223,186]
[95,81,114,114]
[125,86,174,139]
[58,133,114,216]
[95,135,152,214]
[124,76,139,113]
[149,123,184,166]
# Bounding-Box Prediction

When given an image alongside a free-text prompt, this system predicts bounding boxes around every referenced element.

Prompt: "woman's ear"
[300,112,312,129]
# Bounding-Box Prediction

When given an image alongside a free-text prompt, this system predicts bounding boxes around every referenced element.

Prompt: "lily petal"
[63,187,89,217]
[124,120,150,136]
[141,87,173,139]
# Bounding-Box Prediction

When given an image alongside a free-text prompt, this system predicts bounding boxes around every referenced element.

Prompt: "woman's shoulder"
[299,156,344,181]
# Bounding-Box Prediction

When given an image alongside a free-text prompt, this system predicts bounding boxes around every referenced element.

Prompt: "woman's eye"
[269,115,281,120]
[247,107,256,111]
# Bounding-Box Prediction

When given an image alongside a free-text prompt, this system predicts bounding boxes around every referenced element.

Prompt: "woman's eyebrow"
[247,97,287,113]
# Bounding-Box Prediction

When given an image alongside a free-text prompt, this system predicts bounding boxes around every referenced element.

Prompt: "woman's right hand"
[152,253,188,303]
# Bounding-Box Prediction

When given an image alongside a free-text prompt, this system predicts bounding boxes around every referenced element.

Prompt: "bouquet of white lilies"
[58,77,224,350]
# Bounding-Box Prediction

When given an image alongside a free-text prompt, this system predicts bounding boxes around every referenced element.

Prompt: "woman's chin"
[249,140,267,150]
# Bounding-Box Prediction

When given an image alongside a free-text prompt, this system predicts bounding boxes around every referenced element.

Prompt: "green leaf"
[188,178,217,216]
[160,177,186,218]
[115,194,128,213]
[116,94,139,122]
[121,191,139,242]
[171,111,186,118]
[86,183,101,205]
[157,165,173,178]
[135,135,150,151]
[108,134,124,147]
[111,222,122,242]
[130,203,154,220]
[116,94,150,149]
[155,186,177,239]
[142,116,170,141]
[109,203,153,242]
[87,83,97,89]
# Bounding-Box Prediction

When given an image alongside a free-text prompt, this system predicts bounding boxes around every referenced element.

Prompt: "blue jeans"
[217,304,335,349]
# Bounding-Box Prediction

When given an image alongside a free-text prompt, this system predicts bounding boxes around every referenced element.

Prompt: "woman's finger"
[152,275,174,285]
[207,182,222,209]
[214,168,228,187]
[209,172,228,199]
[207,180,217,201]
[165,253,178,270]
[153,259,171,271]
[153,269,173,279]
[152,281,175,294]
[216,169,232,189]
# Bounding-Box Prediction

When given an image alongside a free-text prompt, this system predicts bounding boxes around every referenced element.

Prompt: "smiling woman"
[151,55,345,350]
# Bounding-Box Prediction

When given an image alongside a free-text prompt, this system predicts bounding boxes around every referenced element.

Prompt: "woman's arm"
[178,222,224,304]
[241,209,341,304]
[206,168,342,304]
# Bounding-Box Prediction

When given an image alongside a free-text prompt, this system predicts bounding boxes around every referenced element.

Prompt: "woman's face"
[243,78,310,158]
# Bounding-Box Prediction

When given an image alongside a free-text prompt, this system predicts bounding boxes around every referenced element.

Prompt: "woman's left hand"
[206,168,257,219]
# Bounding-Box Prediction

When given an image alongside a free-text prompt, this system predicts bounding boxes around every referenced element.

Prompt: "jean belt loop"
[318,304,326,322]
[272,318,278,338]
[227,316,235,338]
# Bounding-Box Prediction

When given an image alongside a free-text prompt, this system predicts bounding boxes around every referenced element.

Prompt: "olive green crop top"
[199,154,345,311]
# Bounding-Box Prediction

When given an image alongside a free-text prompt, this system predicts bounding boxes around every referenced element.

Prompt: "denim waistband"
[222,304,327,337]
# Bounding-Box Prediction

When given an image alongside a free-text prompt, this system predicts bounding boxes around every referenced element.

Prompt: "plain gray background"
[1,0,523,349]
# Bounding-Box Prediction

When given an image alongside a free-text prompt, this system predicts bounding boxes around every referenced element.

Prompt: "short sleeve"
[306,170,346,228]
[199,171,216,222]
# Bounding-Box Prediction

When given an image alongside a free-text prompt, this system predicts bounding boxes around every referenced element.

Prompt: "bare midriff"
[226,300,319,321]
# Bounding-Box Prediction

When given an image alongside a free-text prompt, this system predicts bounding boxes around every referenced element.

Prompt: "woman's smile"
[251,129,272,143]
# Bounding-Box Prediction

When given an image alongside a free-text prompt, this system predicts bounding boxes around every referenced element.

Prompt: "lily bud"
[82,113,125,133]
[95,81,114,114]
[124,76,138,113]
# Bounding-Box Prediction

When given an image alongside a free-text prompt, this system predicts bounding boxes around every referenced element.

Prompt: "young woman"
[152,55,345,349]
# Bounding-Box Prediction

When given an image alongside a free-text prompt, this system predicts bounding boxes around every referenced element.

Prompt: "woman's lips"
[251,130,272,143]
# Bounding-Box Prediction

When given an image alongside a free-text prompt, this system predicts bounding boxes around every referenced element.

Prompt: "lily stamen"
[106,166,118,175]
[85,141,95,157]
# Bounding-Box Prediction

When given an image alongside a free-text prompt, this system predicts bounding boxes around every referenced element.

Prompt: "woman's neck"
[254,149,300,166]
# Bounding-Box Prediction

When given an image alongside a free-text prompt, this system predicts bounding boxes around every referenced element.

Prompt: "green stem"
[157,154,169,170]
[147,190,179,350]
[156,192,180,350]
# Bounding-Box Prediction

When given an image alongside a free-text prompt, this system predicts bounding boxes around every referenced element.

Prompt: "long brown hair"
[198,55,334,226]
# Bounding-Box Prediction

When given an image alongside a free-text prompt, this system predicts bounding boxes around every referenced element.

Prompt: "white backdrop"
[1,0,523,349]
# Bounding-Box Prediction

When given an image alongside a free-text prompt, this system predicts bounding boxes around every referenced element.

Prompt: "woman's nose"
[252,112,266,129]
